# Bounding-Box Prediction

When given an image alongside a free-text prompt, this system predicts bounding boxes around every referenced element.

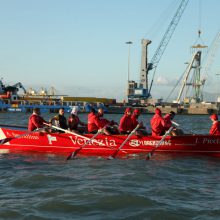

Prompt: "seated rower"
[209,114,220,135]
[150,108,166,137]
[87,108,111,135]
[68,106,87,134]
[131,109,148,135]
[119,107,133,134]
[97,108,119,134]
[49,108,68,133]
[28,108,48,131]
[163,111,184,136]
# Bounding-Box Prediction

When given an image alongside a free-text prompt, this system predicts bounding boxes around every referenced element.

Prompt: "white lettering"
[47,134,57,145]
[109,140,117,147]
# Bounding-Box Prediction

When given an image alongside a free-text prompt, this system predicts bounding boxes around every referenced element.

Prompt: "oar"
[171,121,179,127]
[146,126,173,160]
[44,123,104,146]
[108,124,140,159]
[67,126,107,160]
[0,127,46,145]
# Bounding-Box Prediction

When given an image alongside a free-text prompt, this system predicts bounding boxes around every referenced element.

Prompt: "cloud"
[155,75,178,86]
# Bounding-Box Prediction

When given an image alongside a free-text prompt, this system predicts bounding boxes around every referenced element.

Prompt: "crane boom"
[148,0,189,96]
[201,31,220,77]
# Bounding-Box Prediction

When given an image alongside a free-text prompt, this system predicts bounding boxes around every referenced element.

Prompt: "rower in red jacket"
[28,108,47,131]
[87,108,110,135]
[68,106,87,133]
[209,114,220,135]
[150,108,166,136]
[164,111,176,130]
[131,109,147,135]
[131,109,141,128]
[119,107,133,134]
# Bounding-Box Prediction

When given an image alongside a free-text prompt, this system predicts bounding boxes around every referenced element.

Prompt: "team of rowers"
[28,106,220,136]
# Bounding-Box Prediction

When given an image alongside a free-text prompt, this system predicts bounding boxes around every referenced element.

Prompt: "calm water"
[0,112,219,220]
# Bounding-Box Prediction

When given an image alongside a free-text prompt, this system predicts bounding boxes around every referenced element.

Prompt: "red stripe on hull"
[1,128,220,158]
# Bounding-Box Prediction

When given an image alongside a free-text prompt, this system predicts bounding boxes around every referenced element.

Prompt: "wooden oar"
[0,127,46,145]
[44,123,104,146]
[108,124,140,159]
[146,126,173,160]
[67,126,107,160]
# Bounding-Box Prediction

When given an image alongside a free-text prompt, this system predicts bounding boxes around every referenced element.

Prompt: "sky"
[0,0,220,102]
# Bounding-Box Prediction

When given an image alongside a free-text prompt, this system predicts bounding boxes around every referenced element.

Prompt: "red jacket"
[210,121,220,135]
[131,114,139,129]
[150,114,165,136]
[68,115,80,130]
[119,115,133,133]
[164,114,172,130]
[28,114,46,131]
[87,112,105,133]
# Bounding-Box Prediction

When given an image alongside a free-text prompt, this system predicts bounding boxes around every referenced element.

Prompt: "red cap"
[210,114,218,121]
[155,108,161,115]
[125,107,132,113]
[133,109,140,115]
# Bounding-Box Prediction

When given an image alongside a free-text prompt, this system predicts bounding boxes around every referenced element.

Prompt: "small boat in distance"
[0,127,220,159]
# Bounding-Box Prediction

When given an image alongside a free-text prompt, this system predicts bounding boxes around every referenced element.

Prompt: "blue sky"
[0,0,219,101]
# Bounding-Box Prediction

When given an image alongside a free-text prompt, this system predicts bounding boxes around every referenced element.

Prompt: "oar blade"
[66,149,80,160]
[146,152,153,160]
[107,156,114,160]
[108,150,118,160]
[0,137,13,145]
[66,152,73,160]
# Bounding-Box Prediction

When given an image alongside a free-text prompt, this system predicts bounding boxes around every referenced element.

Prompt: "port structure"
[174,30,220,104]
[127,0,189,105]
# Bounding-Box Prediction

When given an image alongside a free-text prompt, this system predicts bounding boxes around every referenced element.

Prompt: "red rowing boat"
[0,127,220,158]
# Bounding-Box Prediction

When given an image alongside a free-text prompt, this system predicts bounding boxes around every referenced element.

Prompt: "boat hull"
[0,128,220,158]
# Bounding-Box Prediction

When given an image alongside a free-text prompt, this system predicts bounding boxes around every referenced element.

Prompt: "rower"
[97,108,119,134]
[131,109,147,135]
[164,111,175,130]
[28,108,48,131]
[49,108,68,133]
[87,108,111,135]
[209,114,220,135]
[119,107,133,134]
[163,111,184,136]
[68,106,87,134]
[150,108,166,136]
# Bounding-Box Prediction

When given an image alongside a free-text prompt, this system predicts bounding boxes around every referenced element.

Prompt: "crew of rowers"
[28,107,220,136]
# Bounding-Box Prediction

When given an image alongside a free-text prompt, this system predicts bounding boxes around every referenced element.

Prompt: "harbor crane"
[147,0,189,97]
[174,31,220,104]
[127,0,189,104]
[200,31,220,90]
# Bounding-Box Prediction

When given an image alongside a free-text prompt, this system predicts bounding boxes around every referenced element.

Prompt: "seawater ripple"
[0,113,220,219]
[1,155,220,220]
